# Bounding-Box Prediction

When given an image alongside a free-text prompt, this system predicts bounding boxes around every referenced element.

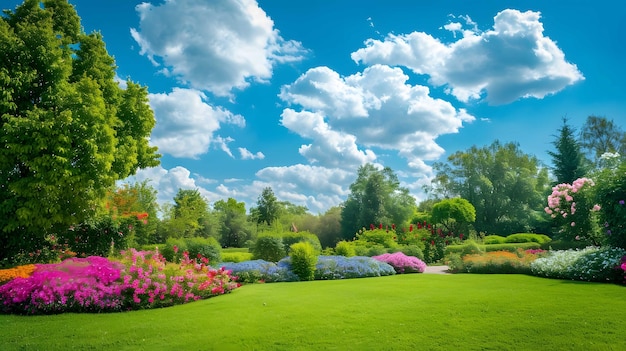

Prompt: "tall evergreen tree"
[548,118,587,184]
[255,187,281,226]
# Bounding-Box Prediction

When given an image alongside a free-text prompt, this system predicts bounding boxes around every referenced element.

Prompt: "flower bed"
[372,252,426,273]
[0,249,239,315]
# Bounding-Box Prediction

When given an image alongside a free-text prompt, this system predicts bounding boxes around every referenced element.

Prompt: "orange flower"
[0,264,36,284]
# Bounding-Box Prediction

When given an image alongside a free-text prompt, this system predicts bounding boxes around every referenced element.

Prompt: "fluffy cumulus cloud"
[128,166,221,207]
[148,88,245,158]
[238,148,265,160]
[131,0,307,96]
[351,9,584,104]
[280,65,474,172]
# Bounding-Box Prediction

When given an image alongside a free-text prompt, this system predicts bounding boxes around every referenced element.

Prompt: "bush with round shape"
[252,235,285,262]
[281,231,322,253]
[289,242,318,281]
[505,233,551,244]
[483,235,506,244]
[334,241,356,257]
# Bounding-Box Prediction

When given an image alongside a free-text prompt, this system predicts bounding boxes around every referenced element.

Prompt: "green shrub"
[356,229,398,248]
[483,235,506,244]
[289,242,318,281]
[400,245,424,261]
[335,241,356,257]
[445,253,463,273]
[595,163,626,249]
[252,235,285,262]
[505,233,551,244]
[185,237,222,264]
[281,231,322,253]
[221,251,253,263]
[540,240,588,251]
[484,242,541,252]
[460,241,483,257]
[367,245,387,257]
[160,238,187,262]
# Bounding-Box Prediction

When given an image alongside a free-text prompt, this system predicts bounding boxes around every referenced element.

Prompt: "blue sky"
[5,0,626,214]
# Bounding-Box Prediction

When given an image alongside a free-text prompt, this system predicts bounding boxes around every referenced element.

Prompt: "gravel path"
[423,265,451,274]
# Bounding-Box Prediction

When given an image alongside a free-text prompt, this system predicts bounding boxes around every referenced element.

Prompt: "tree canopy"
[430,141,549,235]
[341,164,416,238]
[0,0,160,258]
[548,118,588,185]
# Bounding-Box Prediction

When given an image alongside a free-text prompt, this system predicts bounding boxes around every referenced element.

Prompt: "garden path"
[423,265,450,274]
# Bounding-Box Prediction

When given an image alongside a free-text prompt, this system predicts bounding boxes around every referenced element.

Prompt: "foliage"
[594,162,626,249]
[0,1,159,261]
[579,115,626,167]
[430,197,476,235]
[220,251,253,263]
[430,141,549,235]
[460,250,544,274]
[160,237,221,264]
[219,259,298,283]
[446,242,541,255]
[160,189,212,239]
[504,233,551,244]
[288,242,318,281]
[355,227,398,248]
[530,246,626,282]
[341,164,416,239]
[281,230,322,253]
[213,198,253,248]
[105,181,159,246]
[372,252,426,273]
[252,234,286,262]
[313,256,396,280]
[62,215,131,257]
[548,118,588,185]
[545,177,603,245]
[483,235,506,244]
[334,241,356,257]
[253,187,281,226]
[399,245,425,261]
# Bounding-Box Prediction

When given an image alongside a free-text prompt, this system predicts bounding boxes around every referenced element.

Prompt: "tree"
[105,181,159,246]
[161,189,211,239]
[430,141,549,235]
[579,115,626,167]
[254,187,281,226]
[430,198,476,236]
[0,0,160,259]
[341,164,416,239]
[548,118,588,185]
[214,198,252,247]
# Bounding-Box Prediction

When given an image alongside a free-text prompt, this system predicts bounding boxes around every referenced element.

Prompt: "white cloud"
[239,147,265,160]
[352,9,584,104]
[131,0,307,96]
[148,88,245,158]
[126,166,221,207]
[279,64,474,171]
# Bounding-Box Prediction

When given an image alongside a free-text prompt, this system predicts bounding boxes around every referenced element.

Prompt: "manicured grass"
[1,274,625,350]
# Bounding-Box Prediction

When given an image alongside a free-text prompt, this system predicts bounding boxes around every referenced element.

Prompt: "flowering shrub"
[0,257,126,314]
[545,178,602,244]
[220,260,298,283]
[619,255,626,284]
[594,163,626,249]
[460,250,542,274]
[372,252,426,273]
[0,249,240,315]
[314,256,396,280]
[530,247,626,282]
[119,248,239,309]
[0,265,36,285]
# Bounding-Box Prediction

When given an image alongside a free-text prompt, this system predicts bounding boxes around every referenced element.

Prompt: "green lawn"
[1,274,624,350]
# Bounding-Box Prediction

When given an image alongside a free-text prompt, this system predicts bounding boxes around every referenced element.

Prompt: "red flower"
[430,240,435,246]
[410,224,414,232]
[379,223,383,229]
[459,233,464,240]
[392,224,396,230]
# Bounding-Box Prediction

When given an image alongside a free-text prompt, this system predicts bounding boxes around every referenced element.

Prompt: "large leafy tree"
[253,187,281,227]
[213,198,252,248]
[0,0,159,258]
[430,141,549,235]
[548,118,588,185]
[341,164,416,239]
[430,198,476,236]
[579,115,626,167]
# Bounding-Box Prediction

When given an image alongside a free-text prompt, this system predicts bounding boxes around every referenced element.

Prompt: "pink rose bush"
[372,252,427,273]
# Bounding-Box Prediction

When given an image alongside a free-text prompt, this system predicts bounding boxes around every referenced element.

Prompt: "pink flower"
[571,222,576,227]
[592,204,601,211]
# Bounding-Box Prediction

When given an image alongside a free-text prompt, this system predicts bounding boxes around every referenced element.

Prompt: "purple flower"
[620,200,625,205]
